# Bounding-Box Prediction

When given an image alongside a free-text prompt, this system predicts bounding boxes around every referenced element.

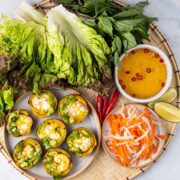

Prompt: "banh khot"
[58,95,89,124]
[43,148,73,178]
[118,48,167,99]
[6,110,33,137]
[13,137,42,170]
[37,119,67,149]
[29,90,57,118]
[66,128,97,157]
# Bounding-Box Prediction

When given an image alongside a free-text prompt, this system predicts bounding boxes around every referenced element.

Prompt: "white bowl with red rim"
[115,44,172,103]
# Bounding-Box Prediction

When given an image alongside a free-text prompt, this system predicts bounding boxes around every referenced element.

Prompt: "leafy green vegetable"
[122,0,149,13]
[0,1,156,123]
[0,82,18,121]
[112,0,149,19]
[121,32,137,51]
[74,0,115,17]
[98,15,113,37]
[47,5,112,86]
[2,84,18,111]
[111,36,122,66]
[0,95,5,120]
[0,55,18,75]
[114,19,146,32]
[81,18,97,28]
[58,0,156,62]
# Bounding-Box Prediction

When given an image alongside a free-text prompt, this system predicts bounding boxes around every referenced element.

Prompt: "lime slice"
[154,102,180,123]
[148,88,177,108]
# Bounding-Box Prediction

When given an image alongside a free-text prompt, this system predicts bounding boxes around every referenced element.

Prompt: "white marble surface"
[0,0,180,180]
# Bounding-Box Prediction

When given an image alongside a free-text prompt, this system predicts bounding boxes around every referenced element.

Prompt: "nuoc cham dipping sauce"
[118,48,167,99]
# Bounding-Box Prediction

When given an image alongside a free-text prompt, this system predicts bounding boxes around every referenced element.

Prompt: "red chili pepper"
[105,89,120,117]
[131,50,135,54]
[159,59,164,63]
[96,95,103,124]
[132,77,136,81]
[155,53,159,58]
[161,82,165,87]
[137,75,143,80]
[119,80,123,84]
[146,68,151,73]
[144,49,149,53]
[102,97,108,119]
[122,84,126,89]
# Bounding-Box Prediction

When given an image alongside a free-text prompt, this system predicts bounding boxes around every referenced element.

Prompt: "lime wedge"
[148,102,156,109]
[154,102,180,123]
[148,88,177,108]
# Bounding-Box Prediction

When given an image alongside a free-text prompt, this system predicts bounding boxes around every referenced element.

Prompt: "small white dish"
[102,104,166,168]
[115,44,172,103]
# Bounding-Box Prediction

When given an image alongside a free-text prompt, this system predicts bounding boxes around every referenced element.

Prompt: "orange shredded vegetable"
[106,105,166,167]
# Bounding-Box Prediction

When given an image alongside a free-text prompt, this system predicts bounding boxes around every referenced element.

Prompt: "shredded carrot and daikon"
[105,105,166,167]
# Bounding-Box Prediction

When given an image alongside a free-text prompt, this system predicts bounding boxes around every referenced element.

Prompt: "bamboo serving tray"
[0,0,180,179]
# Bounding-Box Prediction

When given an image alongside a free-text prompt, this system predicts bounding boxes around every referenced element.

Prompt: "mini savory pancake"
[43,148,73,178]
[37,119,67,149]
[13,138,42,170]
[66,128,97,157]
[6,110,33,137]
[58,94,89,124]
[29,90,57,118]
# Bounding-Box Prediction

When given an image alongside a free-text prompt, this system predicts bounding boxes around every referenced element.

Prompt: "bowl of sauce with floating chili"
[115,44,172,103]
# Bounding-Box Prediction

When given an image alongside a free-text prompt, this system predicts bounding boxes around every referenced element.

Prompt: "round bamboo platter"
[0,0,180,180]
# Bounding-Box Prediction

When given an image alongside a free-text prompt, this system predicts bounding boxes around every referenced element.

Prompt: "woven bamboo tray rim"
[0,0,179,180]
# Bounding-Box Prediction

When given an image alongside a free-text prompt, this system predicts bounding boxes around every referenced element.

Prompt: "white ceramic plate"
[4,88,101,180]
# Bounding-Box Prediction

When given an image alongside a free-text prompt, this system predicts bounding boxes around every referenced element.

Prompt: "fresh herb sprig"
[59,0,157,65]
